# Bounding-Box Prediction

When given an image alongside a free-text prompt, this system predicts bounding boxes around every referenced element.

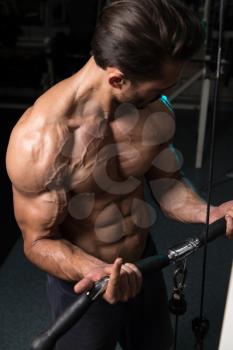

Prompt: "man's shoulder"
[34,74,79,119]
[6,106,71,194]
[140,95,176,147]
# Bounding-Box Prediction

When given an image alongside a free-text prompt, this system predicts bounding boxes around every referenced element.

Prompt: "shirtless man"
[6,1,233,349]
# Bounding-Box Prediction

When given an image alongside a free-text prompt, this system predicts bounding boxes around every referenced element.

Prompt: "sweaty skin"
[6,57,233,304]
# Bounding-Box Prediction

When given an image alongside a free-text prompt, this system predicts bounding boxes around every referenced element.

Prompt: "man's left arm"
[145,144,233,239]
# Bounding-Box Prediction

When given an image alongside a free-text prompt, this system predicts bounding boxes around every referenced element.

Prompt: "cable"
[174,315,178,350]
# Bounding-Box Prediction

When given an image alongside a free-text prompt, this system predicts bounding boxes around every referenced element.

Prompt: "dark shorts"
[46,234,174,350]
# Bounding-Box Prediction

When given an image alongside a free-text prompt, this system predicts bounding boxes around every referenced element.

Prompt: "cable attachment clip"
[87,277,110,301]
[168,238,200,262]
[169,259,188,316]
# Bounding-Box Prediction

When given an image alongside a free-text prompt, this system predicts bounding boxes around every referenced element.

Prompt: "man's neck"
[74,57,118,120]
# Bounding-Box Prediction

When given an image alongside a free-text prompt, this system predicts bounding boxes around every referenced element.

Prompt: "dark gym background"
[0,1,233,349]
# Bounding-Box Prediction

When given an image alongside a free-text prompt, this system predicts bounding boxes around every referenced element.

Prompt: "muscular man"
[6,1,233,349]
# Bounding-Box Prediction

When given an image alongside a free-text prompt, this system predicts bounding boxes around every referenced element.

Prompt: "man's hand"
[210,200,233,239]
[74,258,143,304]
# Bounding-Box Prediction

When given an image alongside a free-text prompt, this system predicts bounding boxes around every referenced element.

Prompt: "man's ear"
[109,75,125,89]
[106,67,126,89]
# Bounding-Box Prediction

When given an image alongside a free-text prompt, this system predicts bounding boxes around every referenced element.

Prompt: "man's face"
[112,61,183,109]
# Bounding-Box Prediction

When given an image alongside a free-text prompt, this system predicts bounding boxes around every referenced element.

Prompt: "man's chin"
[115,96,147,110]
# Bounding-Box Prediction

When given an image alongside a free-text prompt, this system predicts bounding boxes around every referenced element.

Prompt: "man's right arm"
[6,116,142,303]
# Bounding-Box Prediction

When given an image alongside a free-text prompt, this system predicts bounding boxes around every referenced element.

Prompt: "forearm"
[24,237,103,282]
[150,176,215,224]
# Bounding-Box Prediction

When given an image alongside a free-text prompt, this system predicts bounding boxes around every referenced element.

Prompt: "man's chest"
[67,114,164,194]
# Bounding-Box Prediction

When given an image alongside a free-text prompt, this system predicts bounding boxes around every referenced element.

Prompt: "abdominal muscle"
[60,185,151,264]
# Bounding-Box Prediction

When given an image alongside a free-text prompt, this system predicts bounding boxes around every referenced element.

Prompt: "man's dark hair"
[91,0,204,81]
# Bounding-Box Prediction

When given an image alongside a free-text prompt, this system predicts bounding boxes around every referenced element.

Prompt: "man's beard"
[114,94,147,110]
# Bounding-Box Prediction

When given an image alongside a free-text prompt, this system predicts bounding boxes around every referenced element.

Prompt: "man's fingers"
[104,257,122,302]
[225,214,233,239]
[119,270,131,301]
[123,263,143,296]
[110,258,123,286]
[121,264,138,298]
[124,263,143,281]
[74,278,94,294]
